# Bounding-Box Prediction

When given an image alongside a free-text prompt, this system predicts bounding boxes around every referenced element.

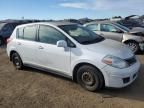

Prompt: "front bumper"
[139,42,144,51]
[101,59,140,88]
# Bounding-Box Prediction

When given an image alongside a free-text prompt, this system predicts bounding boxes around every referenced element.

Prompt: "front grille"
[125,56,137,66]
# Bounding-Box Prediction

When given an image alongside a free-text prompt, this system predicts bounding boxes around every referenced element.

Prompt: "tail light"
[6,38,12,44]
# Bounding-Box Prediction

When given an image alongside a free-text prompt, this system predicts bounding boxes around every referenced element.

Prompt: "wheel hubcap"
[13,56,20,66]
[127,43,137,52]
[82,72,94,86]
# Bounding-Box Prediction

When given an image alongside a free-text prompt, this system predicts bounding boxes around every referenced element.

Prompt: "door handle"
[38,46,44,49]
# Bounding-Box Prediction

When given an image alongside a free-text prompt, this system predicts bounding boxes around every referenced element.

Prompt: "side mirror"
[57,40,67,48]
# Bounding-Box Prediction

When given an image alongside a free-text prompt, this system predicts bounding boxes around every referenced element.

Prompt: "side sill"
[24,63,72,79]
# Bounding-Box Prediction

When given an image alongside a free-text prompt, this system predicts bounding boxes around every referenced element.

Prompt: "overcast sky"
[0,0,143,20]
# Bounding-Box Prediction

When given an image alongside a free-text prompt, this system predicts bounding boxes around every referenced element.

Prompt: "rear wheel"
[12,52,23,70]
[125,41,140,53]
[77,65,104,92]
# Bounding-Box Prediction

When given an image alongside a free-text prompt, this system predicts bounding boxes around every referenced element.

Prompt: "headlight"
[102,55,129,69]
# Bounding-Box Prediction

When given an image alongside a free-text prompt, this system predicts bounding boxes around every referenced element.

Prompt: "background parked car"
[113,15,144,29]
[0,20,41,46]
[0,21,23,46]
[84,21,144,53]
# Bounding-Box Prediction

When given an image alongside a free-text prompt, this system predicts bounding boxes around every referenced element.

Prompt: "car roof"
[16,21,77,28]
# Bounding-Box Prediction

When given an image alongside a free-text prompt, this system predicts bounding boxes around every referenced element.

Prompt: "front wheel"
[77,65,104,92]
[12,52,23,70]
[126,41,140,53]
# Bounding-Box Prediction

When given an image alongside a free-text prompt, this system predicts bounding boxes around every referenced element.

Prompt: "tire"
[0,37,3,46]
[125,41,140,54]
[77,65,104,92]
[11,52,23,70]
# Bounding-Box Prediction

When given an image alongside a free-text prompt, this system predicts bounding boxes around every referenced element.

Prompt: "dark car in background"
[0,20,41,46]
[114,15,144,29]
[116,19,144,29]
[0,22,23,46]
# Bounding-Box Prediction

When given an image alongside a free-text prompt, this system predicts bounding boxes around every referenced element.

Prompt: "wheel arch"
[10,50,18,61]
[123,39,139,44]
[72,62,105,84]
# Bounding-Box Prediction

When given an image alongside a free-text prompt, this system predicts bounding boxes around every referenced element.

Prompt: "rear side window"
[86,24,99,31]
[38,25,66,45]
[23,25,36,41]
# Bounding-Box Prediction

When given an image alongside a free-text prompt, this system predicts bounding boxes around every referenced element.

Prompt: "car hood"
[85,39,134,59]
[129,27,144,33]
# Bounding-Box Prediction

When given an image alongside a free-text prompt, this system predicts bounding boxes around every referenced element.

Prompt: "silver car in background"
[84,21,144,53]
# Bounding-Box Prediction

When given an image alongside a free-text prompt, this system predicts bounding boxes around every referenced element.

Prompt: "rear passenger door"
[100,24,123,42]
[16,25,38,65]
[36,25,71,75]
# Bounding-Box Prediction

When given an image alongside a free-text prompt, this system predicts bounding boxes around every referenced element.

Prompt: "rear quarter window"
[17,27,24,39]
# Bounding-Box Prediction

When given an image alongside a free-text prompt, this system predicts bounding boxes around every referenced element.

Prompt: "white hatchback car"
[7,22,140,91]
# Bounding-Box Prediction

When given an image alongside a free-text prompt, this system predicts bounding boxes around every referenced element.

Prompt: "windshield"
[0,23,6,30]
[114,23,130,32]
[59,24,104,45]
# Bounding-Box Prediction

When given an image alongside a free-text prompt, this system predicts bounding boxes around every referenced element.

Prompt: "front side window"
[23,25,36,41]
[101,24,118,32]
[59,24,104,45]
[39,25,66,45]
[86,24,99,31]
